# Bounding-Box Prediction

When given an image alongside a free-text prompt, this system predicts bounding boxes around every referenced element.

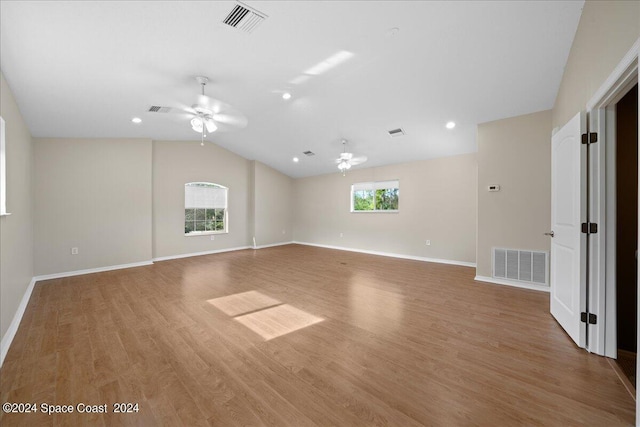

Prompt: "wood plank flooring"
[0,244,635,426]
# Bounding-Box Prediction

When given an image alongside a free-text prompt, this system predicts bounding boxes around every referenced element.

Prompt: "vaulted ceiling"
[0,1,583,178]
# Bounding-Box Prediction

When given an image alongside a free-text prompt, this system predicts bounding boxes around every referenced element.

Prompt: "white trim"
[292,241,476,268]
[587,38,640,111]
[579,38,640,422]
[474,275,550,293]
[583,37,640,363]
[252,241,294,250]
[1,277,36,367]
[33,260,153,281]
[152,246,251,262]
[605,105,618,359]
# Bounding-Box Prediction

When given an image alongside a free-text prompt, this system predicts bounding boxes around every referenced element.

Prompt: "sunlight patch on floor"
[207,290,281,316]
[234,304,323,341]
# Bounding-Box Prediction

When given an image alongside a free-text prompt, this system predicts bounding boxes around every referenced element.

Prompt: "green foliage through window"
[353,190,374,211]
[184,208,225,234]
[375,188,399,210]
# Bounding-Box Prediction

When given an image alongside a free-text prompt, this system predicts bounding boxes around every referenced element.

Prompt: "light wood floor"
[1,244,634,426]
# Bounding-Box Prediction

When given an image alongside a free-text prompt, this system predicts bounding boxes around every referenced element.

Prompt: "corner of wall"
[476,110,552,278]
[0,71,35,358]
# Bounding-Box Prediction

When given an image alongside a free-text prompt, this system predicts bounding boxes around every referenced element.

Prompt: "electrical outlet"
[425,240,431,246]
[210,235,215,241]
[282,229,286,234]
[71,247,79,255]
[339,232,343,238]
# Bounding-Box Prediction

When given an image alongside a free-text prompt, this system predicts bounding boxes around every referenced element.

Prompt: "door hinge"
[581,132,598,144]
[580,312,597,324]
[581,222,598,234]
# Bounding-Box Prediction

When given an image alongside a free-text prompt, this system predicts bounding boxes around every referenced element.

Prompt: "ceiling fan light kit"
[191,77,220,136]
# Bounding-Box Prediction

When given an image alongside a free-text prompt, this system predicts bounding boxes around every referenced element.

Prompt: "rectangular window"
[185,182,228,235]
[351,180,399,212]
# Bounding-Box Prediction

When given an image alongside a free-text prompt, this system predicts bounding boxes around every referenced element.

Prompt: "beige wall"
[0,73,34,339]
[253,160,293,247]
[553,1,640,128]
[34,138,153,275]
[293,153,477,264]
[152,141,252,258]
[476,110,552,278]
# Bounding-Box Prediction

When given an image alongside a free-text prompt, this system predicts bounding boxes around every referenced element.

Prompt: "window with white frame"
[351,180,399,212]
[184,182,228,235]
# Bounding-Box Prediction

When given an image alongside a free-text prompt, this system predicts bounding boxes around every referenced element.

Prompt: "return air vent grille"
[303,151,315,156]
[148,106,172,113]
[388,128,405,137]
[493,248,548,286]
[223,2,267,33]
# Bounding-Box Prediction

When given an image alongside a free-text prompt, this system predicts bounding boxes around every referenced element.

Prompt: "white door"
[550,111,587,348]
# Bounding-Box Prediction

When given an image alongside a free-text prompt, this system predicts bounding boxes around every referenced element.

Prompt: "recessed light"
[282,92,292,100]
[131,117,142,124]
[446,121,456,129]
[292,157,299,163]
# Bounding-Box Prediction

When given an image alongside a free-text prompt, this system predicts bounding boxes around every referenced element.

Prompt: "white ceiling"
[0,1,583,178]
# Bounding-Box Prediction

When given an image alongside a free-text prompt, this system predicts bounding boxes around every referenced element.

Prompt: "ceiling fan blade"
[194,96,248,131]
[339,152,353,160]
[198,95,231,114]
[197,94,212,109]
[163,109,195,123]
[212,113,248,128]
[350,156,368,165]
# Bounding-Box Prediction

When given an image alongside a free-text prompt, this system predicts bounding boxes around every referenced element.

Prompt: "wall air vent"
[303,151,315,156]
[147,106,172,113]
[223,2,267,33]
[388,128,405,137]
[493,248,548,286]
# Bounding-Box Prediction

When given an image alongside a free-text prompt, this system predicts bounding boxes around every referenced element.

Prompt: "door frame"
[585,37,640,421]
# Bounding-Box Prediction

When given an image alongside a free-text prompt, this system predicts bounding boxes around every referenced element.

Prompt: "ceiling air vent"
[223,2,267,33]
[148,106,172,113]
[303,151,315,156]
[388,128,405,137]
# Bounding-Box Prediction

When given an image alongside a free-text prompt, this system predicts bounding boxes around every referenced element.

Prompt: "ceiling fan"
[336,139,367,175]
[172,76,248,144]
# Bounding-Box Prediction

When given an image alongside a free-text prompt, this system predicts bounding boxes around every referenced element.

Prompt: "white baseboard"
[153,246,251,262]
[474,275,550,293]
[33,260,154,282]
[1,277,36,367]
[252,241,294,250]
[292,241,476,268]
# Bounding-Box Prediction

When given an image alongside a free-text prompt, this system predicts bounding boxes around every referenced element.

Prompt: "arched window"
[184,182,228,235]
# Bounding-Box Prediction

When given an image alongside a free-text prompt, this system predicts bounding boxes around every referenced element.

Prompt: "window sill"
[350,210,399,214]
[0,212,12,217]
[185,231,229,237]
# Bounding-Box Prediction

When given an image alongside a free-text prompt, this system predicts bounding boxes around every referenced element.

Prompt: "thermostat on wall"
[488,185,501,192]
